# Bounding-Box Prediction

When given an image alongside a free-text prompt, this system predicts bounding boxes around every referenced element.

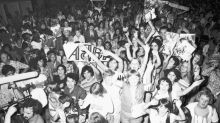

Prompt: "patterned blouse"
[202,68,220,96]
[0,60,29,75]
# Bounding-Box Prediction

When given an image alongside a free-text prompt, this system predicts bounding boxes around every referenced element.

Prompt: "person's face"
[89,25,94,30]
[158,104,168,115]
[6,71,14,76]
[167,58,175,69]
[116,29,120,34]
[50,54,56,62]
[1,53,8,63]
[58,66,65,76]
[38,59,43,67]
[41,24,46,29]
[128,74,139,86]
[83,22,87,27]
[167,71,176,82]
[66,77,76,89]
[193,54,200,65]
[76,30,81,37]
[140,27,145,34]
[100,23,104,28]
[109,59,118,70]
[105,43,111,50]
[137,47,145,57]
[160,29,167,39]
[97,39,102,46]
[62,56,68,64]
[67,117,76,123]
[198,95,210,109]
[151,42,159,51]
[159,80,169,92]
[132,39,138,47]
[59,50,65,56]
[180,62,188,73]
[64,31,70,37]
[23,107,34,120]
[83,70,92,79]
[64,22,69,27]
[130,59,140,70]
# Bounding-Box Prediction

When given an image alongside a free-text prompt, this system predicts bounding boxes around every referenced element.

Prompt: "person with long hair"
[79,82,113,120]
[146,98,186,123]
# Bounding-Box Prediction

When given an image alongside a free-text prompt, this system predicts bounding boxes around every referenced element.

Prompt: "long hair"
[150,98,172,123]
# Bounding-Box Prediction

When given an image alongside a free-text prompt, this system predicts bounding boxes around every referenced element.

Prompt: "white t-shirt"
[73,35,85,43]
[186,102,219,123]
[81,93,113,117]
[31,41,42,50]
[149,109,178,123]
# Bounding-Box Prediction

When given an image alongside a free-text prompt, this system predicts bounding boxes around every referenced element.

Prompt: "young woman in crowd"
[1,0,220,123]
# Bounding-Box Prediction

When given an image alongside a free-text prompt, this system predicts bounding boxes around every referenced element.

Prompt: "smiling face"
[159,80,170,92]
[158,104,169,115]
[128,74,140,86]
[167,58,175,69]
[83,70,92,80]
[151,42,159,51]
[57,66,65,76]
[198,95,210,109]
[109,59,118,71]
[193,54,201,65]
[66,77,76,89]
[167,71,176,83]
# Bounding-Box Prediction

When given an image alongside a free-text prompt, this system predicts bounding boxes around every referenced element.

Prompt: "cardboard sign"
[161,32,179,55]
[63,43,109,62]
[179,34,196,44]
[144,8,156,23]
[174,39,196,61]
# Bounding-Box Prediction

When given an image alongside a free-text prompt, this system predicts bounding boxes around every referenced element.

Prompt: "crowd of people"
[0,0,220,123]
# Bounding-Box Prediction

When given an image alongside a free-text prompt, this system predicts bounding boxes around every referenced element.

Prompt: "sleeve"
[79,87,87,100]
[80,94,91,109]
[211,108,219,122]
[16,61,29,69]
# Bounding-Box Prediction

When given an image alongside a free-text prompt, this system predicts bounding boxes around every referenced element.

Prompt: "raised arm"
[80,45,109,72]
[143,61,155,91]
[145,21,156,44]
[4,104,17,123]
[174,100,186,121]
[125,43,133,61]
[139,44,151,77]
[175,78,204,97]
[102,50,124,72]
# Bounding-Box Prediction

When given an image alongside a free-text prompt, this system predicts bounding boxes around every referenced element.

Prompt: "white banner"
[63,43,109,62]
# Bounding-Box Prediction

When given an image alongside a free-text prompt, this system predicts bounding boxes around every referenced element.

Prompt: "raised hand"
[6,104,17,117]
[192,78,205,87]
[175,99,182,108]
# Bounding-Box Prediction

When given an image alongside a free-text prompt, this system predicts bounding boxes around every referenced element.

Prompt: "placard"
[174,39,196,61]
[161,32,179,55]
[179,34,196,44]
[63,43,109,62]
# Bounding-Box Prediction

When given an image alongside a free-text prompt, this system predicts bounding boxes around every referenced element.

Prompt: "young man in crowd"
[4,98,44,123]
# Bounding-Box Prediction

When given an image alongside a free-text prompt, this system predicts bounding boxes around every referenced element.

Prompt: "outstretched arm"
[80,45,109,72]
[139,44,151,77]
[102,50,124,72]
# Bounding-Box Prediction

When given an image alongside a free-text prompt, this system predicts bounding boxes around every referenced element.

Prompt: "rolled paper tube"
[0,71,39,85]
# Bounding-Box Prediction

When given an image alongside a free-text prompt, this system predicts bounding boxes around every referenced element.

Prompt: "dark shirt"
[53,75,67,89]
